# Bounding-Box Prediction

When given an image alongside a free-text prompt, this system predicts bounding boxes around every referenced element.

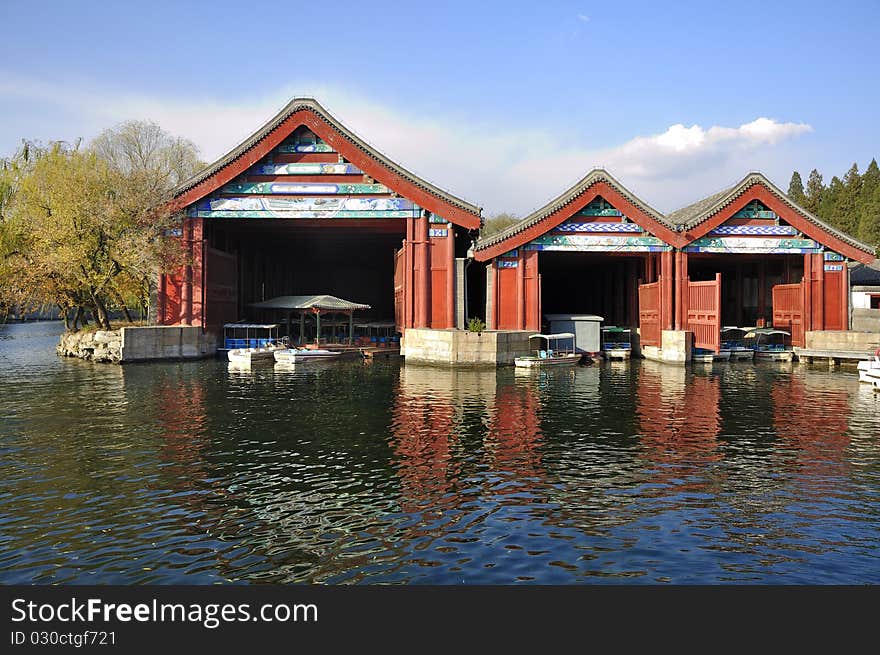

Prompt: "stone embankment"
[57,329,123,363]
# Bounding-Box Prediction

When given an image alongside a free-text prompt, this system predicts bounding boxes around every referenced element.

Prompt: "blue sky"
[1,0,878,214]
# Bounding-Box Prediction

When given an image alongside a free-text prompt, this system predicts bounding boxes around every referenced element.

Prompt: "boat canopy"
[250,295,371,312]
[744,328,791,337]
[529,333,575,340]
[721,326,749,332]
[602,326,631,333]
[223,323,280,330]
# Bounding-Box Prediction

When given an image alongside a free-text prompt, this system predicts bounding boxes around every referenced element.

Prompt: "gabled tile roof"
[850,259,880,286]
[666,172,875,256]
[171,97,481,218]
[475,169,669,251]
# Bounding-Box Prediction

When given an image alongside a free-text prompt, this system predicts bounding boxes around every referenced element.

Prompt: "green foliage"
[787,171,805,205]
[803,169,824,214]
[480,212,520,238]
[467,317,487,333]
[0,122,202,331]
[789,161,880,253]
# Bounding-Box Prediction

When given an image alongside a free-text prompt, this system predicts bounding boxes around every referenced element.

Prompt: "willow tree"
[4,122,202,331]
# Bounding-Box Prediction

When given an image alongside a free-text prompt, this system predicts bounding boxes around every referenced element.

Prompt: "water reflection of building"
[771,371,850,482]
[636,360,722,485]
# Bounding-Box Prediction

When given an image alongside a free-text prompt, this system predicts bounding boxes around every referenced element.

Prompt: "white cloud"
[0,75,813,215]
[577,14,590,22]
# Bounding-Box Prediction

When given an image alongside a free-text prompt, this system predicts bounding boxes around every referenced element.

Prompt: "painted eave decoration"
[667,172,876,264]
[475,169,876,264]
[474,169,679,261]
[168,97,481,229]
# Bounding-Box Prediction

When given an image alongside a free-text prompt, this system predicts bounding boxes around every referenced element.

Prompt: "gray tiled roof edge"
[171,97,481,216]
[475,168,670,251]
[666,172,875,256]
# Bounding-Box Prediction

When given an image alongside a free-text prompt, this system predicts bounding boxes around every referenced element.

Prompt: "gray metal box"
[544,314,604,352]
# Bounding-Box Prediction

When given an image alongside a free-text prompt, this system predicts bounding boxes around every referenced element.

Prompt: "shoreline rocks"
[57,329,123,363]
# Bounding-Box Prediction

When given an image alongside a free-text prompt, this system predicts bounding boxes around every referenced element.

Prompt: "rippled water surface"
[1,321,879,584]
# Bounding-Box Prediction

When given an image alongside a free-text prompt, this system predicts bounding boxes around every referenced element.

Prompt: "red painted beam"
[475,180,682,262]
[168,109,480,230]
[682,184,874,264]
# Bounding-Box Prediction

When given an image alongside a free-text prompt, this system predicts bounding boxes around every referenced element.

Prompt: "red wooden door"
[772,281,805,347]
[638,279,662,347]
[686,273,721,352]
[394,244,406,332]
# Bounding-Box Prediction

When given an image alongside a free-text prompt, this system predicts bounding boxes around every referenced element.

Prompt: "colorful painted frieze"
[525,235,670,252]
[429,215,449,224]
[684,236,820,254]
[824,264,844,272]
[253,163,362,175]
[732,201,777,219]
[824,251,845,261]
[709,224,797,236]
[497,260,518,268]
[276,143,335,153]
[429,228,448,237]
[221,182,389,195]
[191,210,415,219]
[555,222,642,233]
[577,197,622,217]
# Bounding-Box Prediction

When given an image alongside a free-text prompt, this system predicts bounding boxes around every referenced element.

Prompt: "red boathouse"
[156,97,481,337]
[474,170,875,351]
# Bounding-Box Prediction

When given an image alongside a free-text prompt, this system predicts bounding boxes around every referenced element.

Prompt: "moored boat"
[274,348,342,364]
[721,326,755,361]
[746,328,795,362]
[601,326,632,360]
[692,347,731,363]
[857,350,880,383]
[514,333,583,368]
[228,343,286,365]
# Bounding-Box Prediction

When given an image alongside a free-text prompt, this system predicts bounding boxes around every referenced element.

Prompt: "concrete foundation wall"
[402,328,531,366]
[121,326,217,362]
[805,330,880,352]
[852,308,880,332]
[640,330,693,364]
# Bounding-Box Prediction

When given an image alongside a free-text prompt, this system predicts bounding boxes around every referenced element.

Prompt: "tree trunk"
[92,295,111,330]
[73,306,84,331]
[62,306,71,332]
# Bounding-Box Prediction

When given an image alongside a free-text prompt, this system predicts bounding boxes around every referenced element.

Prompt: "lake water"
[1,321,878,584]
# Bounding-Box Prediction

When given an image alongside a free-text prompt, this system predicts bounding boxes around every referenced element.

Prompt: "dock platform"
[794,348,876,368]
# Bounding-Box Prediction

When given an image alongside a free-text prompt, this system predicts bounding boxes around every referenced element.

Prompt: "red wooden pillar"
[445,225,455,329]
[840,261,849,330]
[180,218,193,325]
[661,250,674,330]
[814,252,824,331]
[404,221,414,329]
[191,217,205,328]
[802,253,813,333]
[157,272,166,324]
[515,249,525,329]
[524,250,540,331]
[674,251,684,329]
[416,212,429,328]
[679,251,688,330]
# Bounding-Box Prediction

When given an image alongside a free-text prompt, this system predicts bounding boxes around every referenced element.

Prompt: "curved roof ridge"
[171,96,481,216]
[475,168,669,251]
[669,172,875,256]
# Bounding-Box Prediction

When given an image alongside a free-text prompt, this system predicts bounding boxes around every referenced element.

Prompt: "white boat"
[721,326,755,361]
[514,333,583,368]
[746,328,795,362]
[274,348,342,364]
[857,352,880,383]
[692,347,731,363]
[601,326,632,360]
[866,367,880,391]
[227,343,285,365]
